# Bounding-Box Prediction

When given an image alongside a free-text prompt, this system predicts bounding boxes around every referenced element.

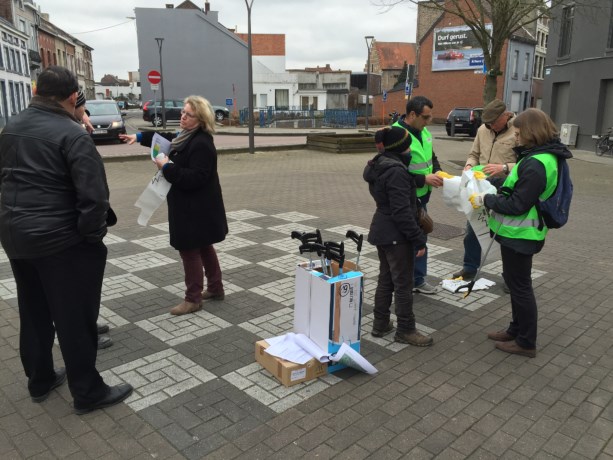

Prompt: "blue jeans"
[463,221,482,273]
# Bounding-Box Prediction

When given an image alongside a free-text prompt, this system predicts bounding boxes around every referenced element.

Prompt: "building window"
[608,2,613,48]
[275,89,289,110]
[523,53,530,80]
[22,53,28,76]
[558,5,574,57]
[512,50,519,79]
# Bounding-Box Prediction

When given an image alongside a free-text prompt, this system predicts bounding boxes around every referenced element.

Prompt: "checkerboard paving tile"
[267,222,319,236]
[361,313,437,352]
[151,222,169,232]
[271,211,318,222]
[0,277,16,300]
[249,277,296,306]
[162,280,244,298]
[215,235,256,252]
[481,259,546,279]
[257,254,308,274]
[135,310,232,346]
[103,233,127,245]
[263,237,309,254]
[107,251,177,273]
[228,220,262,234]
[222,362,342,413]
[0,210,551,428]
[101,349,216,412]
[226,210,266,220]
[132,234,172,250]
[99,305,130,328]
[102,273,158,301]
[238,307,294,339]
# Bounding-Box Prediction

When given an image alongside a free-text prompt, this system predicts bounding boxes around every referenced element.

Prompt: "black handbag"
[417,208,433,234]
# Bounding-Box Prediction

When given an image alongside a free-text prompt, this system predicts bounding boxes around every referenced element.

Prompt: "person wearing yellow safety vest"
[468,108,572,358]
[393,96,443,295]
[454,99,517,293]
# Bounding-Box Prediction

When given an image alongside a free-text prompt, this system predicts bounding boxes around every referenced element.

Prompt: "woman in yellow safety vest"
[468,108,572,358]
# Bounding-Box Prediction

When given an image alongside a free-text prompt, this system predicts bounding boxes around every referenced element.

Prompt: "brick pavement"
[1,136,613,459]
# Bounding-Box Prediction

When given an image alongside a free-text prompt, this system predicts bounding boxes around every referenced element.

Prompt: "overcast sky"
[41,0,417,81]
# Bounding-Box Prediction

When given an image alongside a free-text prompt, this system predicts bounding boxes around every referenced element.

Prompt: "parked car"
[142,99,230,126]
[445,107,483,137]
[86,100,126,142]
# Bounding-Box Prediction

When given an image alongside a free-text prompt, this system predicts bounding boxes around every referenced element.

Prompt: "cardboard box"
[255,340,327,387]
[294,260,363,373]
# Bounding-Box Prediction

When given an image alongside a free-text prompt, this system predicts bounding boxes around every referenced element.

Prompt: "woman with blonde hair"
[121,95,228,315]
[468,108,572,357]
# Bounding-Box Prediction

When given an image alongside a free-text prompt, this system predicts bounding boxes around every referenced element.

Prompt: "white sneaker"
[413,282,439,295]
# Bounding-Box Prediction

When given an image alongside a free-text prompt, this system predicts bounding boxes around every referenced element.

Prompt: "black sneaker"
[371,320,395,338]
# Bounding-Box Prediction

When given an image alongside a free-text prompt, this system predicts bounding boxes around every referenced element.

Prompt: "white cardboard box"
[294,260,363,373]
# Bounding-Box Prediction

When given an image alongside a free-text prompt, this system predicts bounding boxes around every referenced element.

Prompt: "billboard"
[432,24,492,72]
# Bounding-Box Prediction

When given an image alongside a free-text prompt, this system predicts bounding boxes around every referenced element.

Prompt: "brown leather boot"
[495,341,536,358]
[170,301,202,316]
[394,329,433,347]
[487,329,515,341]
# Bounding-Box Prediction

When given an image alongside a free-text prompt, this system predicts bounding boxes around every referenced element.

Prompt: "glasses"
[181,110,196,119]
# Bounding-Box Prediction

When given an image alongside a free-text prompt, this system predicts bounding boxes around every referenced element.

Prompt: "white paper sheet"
[263,333,377,374]
[441,278,496,293]
[134,169,172,226]
[151,133,171,160]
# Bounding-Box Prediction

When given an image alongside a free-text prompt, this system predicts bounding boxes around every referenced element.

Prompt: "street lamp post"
[155,37,166,129]
[364,36,374,131]
[245,0,255,154]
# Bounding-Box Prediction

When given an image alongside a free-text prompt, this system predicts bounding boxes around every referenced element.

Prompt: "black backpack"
[537,157,572,230]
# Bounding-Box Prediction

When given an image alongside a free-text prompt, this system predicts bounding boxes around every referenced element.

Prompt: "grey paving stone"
[418,428,457,455]
[481,429,517,455]
[542,432,577,457]
[262,423,305,451]
[511,431,547,458]
[571,433,607,459]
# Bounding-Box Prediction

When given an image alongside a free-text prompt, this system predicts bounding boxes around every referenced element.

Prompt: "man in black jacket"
[0,66,132,414]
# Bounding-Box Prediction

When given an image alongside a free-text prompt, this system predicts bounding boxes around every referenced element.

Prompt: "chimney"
[205,1,210,13]
[165,4,174,8]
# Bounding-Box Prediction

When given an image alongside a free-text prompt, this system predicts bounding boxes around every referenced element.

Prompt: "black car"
[86,100,126,141]
[142,99,230,127]
[445,107,483,137]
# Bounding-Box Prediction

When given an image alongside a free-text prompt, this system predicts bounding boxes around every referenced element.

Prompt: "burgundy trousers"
[178,245,224,303]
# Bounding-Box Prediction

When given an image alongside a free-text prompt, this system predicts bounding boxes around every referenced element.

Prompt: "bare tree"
[377,0,599,104]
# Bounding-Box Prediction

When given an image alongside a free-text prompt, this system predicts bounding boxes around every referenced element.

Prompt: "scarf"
[171,127,199,152]
[29,95,79,123]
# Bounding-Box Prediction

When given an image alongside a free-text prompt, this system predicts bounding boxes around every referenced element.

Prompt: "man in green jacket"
[393,96,443,294]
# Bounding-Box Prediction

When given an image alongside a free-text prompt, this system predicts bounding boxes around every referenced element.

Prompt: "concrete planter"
[306,133,375,154]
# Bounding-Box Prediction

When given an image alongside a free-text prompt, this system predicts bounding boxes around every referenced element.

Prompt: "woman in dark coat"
[121,95,228,315]
[363,127,432,347]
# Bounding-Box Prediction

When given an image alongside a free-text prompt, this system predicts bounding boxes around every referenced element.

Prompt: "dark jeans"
[11,241,110,405]
[179,245,223,303]
[501,244,538,349]
[463,221,481,273]
[374,243,416,332]
[414,204,428,286]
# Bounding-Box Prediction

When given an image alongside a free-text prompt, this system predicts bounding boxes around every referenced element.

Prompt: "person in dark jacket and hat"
[120,95,228,316]
[363,126,433,347]
[469,108,573,358]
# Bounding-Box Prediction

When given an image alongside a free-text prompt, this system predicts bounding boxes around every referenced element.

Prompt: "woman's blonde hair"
[512,108,558,148]
[183,95,216,134]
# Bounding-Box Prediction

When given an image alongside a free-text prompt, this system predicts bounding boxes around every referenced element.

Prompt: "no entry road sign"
[147,70,161,84]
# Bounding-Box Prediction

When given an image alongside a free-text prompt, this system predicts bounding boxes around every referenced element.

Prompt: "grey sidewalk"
[1,136,612,459]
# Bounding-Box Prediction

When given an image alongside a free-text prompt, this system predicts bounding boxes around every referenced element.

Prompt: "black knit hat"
[375,126,411,154]
[76,90,86,108]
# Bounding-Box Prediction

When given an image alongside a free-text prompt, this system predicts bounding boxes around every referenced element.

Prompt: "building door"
[301,96,309,110]
[260,94,267,108]
[311,96,318,111]
[600,79,613,134]
[551,82,570,126]
[510,91,521,113]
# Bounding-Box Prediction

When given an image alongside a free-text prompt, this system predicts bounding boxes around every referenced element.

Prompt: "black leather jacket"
[0,97,112,259]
